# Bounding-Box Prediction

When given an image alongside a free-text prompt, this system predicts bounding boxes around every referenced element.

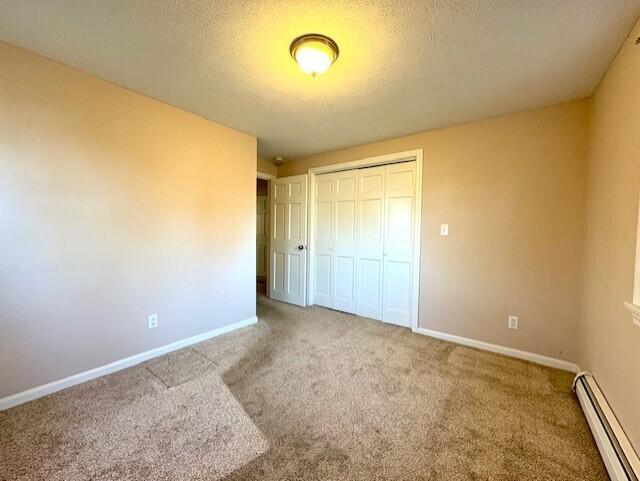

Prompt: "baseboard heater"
[573,373,640,481]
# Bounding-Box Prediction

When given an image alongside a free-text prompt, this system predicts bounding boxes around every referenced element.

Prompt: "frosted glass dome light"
[290,34,339,77]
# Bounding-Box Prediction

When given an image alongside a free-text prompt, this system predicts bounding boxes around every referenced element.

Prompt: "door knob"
[297,245,305,250]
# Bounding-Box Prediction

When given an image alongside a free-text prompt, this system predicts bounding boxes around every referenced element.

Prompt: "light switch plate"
[440,224,449,236]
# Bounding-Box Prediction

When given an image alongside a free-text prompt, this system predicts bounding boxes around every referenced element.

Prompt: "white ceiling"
[0,1,638,159]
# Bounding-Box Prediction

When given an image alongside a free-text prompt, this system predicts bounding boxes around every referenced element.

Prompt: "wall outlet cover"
[148,314,159,329]
[508,315,519,329]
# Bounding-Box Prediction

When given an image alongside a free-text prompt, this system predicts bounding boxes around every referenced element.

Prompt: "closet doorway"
[308,150,423,329]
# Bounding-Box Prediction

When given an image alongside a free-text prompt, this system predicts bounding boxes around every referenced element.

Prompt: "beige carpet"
[0,367,267,481]
[0,296,607,480]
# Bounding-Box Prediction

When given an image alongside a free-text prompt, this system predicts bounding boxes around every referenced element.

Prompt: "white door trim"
[307,149,423,331]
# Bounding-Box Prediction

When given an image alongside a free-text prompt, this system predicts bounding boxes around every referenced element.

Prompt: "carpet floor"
[1,295,608,480]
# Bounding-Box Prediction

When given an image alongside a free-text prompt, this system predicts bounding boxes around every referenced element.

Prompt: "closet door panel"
[356,166,386,320]
[382,162,416,327]
[314,254,332,301]
[358,258,382,311]
[332,170,358,313]
[313,174,334,308]
[334,255,356,307]
[383,260,412,316]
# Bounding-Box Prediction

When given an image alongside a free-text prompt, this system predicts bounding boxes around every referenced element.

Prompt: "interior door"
[270,175,308,306]
[256,195,267,278]
[332,170,358,313]
[356,165,386,320]
[313,173,334,308]
[382,161,416,326]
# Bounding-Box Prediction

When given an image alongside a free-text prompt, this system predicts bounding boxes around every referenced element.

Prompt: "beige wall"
[3,18,638,453]
[280,100,590,362]
[0,42,257,398]
[257,156,278,177]
[580,18,640,450]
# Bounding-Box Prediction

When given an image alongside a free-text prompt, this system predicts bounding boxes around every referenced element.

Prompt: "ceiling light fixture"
[290,33,339,77]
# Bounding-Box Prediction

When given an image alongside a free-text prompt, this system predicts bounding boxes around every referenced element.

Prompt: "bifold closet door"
[313,161,416,325]
[355,166,386,320]
[382,162,416,326]
[270,174,308,307]
[332,170,358,313]
[313,173,334,309]
[312,170,358,313]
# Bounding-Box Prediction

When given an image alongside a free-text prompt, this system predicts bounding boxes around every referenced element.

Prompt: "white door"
[313,173,334,308]
[332,170,358,313]
[382,162,416,326]
[312,170,358,313]
[256,195,267,278]
[356,165,386,320]
[270,175,308,306]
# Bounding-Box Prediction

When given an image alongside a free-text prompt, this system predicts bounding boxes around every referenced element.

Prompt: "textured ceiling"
[0,1,639,159]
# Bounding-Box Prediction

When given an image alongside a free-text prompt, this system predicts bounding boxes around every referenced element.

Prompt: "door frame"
[257,171,276,297]
[256,193,268,279]
[307,149,423,331]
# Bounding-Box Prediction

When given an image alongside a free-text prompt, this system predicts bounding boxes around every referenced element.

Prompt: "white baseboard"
[413,327,580,373]
[0,316,258,411]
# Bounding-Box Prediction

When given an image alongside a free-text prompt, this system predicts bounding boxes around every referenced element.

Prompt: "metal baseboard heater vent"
[573,373,640,481]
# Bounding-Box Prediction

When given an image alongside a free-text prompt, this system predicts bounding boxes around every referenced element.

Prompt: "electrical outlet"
[148,314,158,329]
[508,315,519,330]
[440,224,449,236]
